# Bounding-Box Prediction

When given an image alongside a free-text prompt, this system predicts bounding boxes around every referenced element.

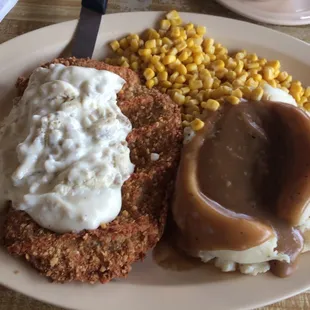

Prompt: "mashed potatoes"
[192,86,310,276]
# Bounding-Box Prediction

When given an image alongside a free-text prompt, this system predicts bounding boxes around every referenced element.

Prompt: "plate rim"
[1,10,310,310]
[216,0,310,26]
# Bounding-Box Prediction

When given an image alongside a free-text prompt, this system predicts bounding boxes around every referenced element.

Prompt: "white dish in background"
[1,11,310,310]
[217,0,310,26]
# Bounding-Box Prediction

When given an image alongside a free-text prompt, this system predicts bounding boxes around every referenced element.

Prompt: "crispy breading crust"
[4,57,183,283]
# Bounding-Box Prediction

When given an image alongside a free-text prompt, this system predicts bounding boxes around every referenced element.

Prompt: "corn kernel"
[146,79,155,89]
[215,68,228,79]
[186,63,198,72]
[154,62,165,73]
[214,43,222,49]
[175,41,187,52]
[161,36,172,46]
[235,52,246,60]
[174,64,187,75]
[158,71,168,81]
[251,87,264,101]
[200,69,211,78]
[191,118,205,131]
[168,47,178,56]
[130,61,139,71]
[156,38,163,46]
[177,50,189,62]
[216,47,228,56]
[168,89,182,98]
[247,54,258,62]
[181,87,190,95]
[212,79,221,89]
[121,61,130,68]
[185,38,193,48]
[196,25,206,35]
[187,28,196,37]
[161,80,172,88]
[173,92,186,105]
[185,23,194,31]
[191,45,203,53]
[186,96,199,105]
[202,77,213,89]
[201,99,220,111]
[246,62,260,70]
[169,72,179,83]
[170,27,181,38]
[143,68,155,80]
[171,18,182,26]
[138,48,152,57]
[269,80,277,88]
[245,78,259,89]
[128,39,139,52]
[148,28,160,39]
[110,40,120,51]
[226,58,237,70]
[145,39,156,49]
[119,38,129,49]
[175,75,186,84]
[300,96,308,105]
[282,81,291,89]
[203,38,214,48]
[172,83,183,89]
[194,54,204,65]
[226,96,240,105]
[162,55,176,65]
[263,66,274,80]
[225,71,236,83]
[277,71,288,83]
[189,80,203,90]
[304,87,310,98]
[180,29,187,40]
[268,60,281,71]
[304,102,310,111]
[242,86,252,99]
[193,37,203,46]
[235,61,244,75]
[231,88,243,98]
[166,10,180,20]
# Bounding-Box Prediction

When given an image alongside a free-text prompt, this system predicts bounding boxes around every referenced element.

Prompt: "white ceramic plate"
[217,0,310,26]
[1,11,310,310]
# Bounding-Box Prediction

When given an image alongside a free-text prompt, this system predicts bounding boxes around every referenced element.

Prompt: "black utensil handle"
[82,0,108,15]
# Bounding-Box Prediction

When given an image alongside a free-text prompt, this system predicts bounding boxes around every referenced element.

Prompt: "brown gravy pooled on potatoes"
[172,100,310,277]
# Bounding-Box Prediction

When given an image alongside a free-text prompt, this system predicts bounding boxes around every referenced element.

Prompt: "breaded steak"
[3,57,183,283]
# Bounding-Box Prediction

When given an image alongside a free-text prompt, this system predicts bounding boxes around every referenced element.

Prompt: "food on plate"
[173,96,310,277]
[2,9,310,282]
[107,10,310,277]
[106,10,310,132]
[2,58,183,283]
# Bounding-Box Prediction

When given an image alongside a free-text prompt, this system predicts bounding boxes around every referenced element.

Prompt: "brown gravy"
[172,100,310,277]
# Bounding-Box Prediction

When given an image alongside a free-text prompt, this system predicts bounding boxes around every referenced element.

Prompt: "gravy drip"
[172,100,310,277]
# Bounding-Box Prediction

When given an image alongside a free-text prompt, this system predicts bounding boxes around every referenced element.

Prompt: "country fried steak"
[3,57,183,283]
